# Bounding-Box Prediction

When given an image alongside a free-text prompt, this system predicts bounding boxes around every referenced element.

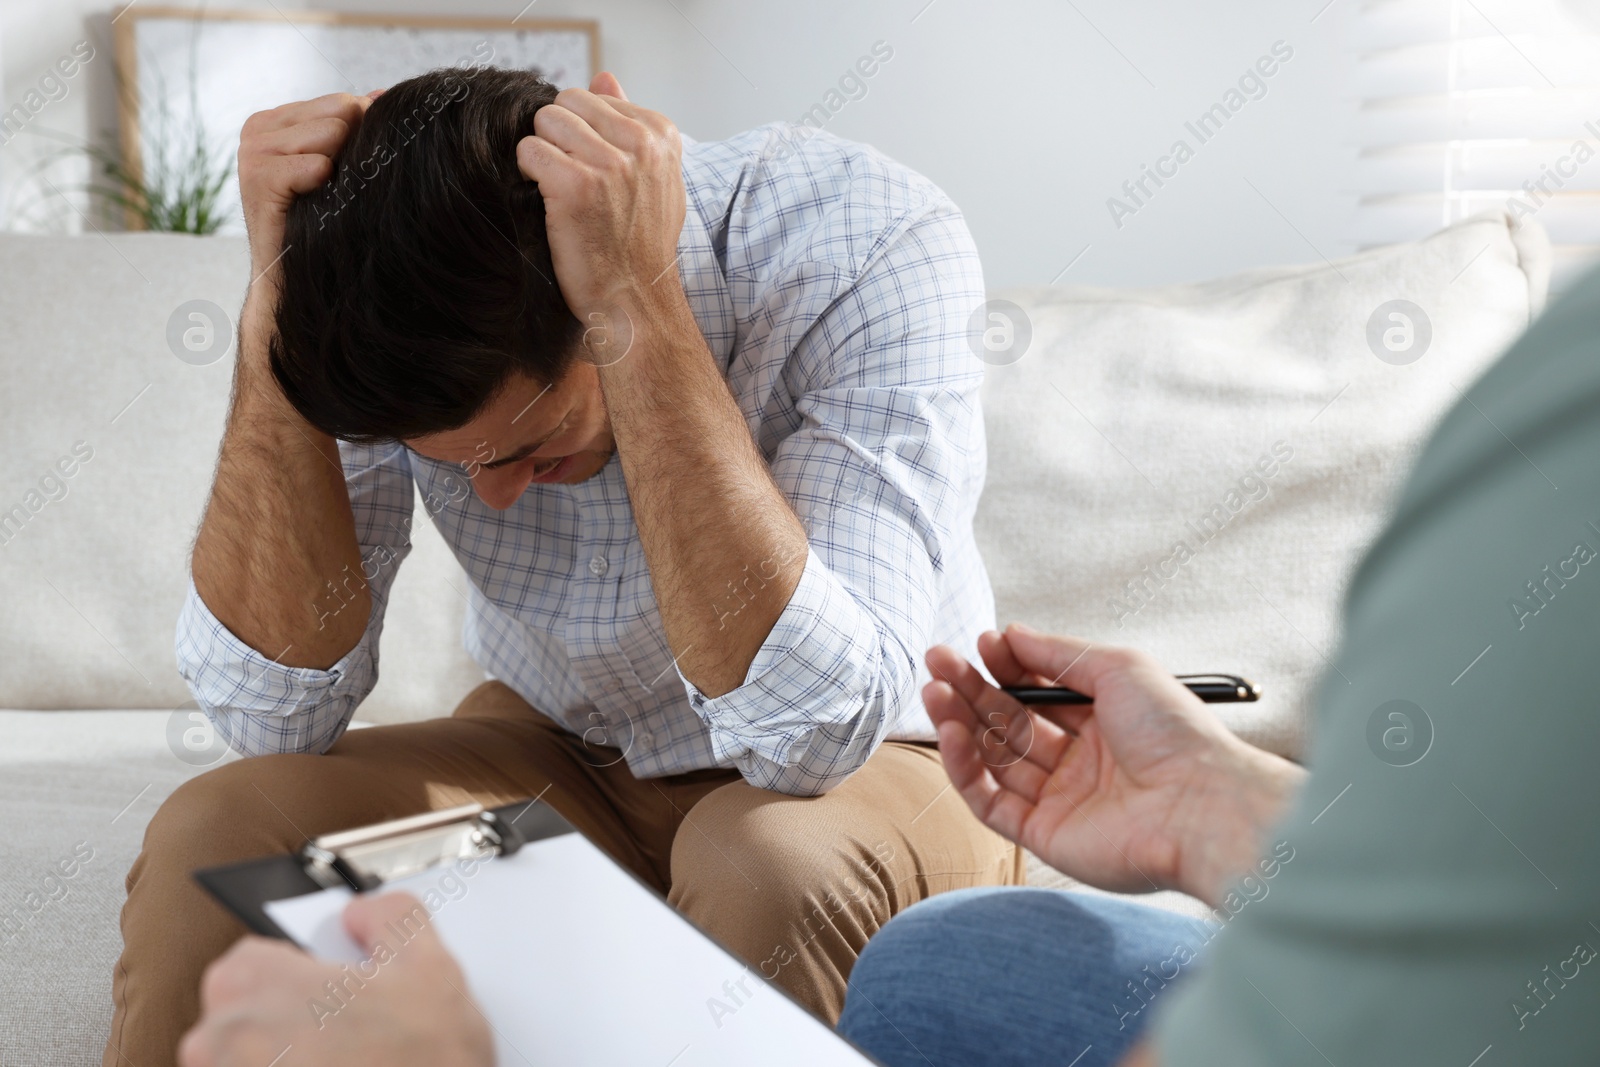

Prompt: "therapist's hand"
[924,624,1305,906]
[178,892,493,1067]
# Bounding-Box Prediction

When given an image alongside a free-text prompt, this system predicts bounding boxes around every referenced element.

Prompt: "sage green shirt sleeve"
[1153,269,1600,1066]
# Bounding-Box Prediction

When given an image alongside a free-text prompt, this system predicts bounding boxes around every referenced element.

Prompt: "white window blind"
[1355,0,1600,292]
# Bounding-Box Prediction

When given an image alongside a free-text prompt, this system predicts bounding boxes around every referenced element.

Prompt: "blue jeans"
[838,887,1207,1067]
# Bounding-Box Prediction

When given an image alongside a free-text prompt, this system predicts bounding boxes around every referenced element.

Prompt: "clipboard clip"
[298,802,528,892]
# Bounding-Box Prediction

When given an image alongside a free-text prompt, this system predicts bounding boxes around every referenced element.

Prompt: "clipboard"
[194,797,884,1066]
[195,798,575,940]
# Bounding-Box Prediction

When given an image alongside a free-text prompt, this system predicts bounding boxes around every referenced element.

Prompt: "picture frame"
[110,6,600,231]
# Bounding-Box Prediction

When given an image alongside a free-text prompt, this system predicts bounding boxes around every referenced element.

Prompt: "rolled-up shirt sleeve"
[175,439,417,756]
[678,193,988,796]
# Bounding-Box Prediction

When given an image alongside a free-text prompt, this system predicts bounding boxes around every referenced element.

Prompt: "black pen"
[1001,674,1261,705]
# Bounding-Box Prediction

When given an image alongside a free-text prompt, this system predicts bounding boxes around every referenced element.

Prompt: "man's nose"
[470,465,535,510]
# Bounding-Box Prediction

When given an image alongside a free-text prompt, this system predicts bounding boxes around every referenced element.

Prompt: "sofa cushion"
[975,210,1549,760]
[0,233,485,720]
[0,711,217,1065]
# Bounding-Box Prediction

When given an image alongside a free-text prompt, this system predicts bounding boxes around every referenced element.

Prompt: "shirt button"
[638,732,654,750]
[588,554,609,577]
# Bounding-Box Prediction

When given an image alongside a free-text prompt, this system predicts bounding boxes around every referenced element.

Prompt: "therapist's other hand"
[924,625,1305,906]
[178,892,493,1067]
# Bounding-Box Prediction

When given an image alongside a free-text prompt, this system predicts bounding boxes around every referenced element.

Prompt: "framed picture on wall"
[111,6,599,231]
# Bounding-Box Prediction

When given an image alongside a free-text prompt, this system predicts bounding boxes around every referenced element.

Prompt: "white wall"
[0,0,1360,288]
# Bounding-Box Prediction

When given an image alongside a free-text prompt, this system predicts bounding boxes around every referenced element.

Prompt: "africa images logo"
[1365,699,1433,767]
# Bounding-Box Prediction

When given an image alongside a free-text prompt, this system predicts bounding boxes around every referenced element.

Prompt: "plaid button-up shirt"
[177,123,994,796]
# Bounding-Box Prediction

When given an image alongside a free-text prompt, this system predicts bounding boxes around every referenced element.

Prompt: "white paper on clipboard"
[264,831,880,1066]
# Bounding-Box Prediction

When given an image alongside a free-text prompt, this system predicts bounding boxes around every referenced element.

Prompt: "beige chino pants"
[104,680,1023,1066]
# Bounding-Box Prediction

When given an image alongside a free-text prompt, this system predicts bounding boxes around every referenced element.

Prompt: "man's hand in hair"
[514,76,811,699]
[237,90,379,298]
[514,72,686,331]
[192,89,386,675]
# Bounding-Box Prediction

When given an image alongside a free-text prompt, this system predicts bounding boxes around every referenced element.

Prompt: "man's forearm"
[190,293,368,670]
[596,284,808,697]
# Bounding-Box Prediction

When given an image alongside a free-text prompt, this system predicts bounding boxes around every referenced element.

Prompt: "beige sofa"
[0,211,1547,1062]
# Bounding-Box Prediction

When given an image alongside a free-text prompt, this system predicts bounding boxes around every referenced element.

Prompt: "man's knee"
[141,753,320,871]
[668,784,896,946]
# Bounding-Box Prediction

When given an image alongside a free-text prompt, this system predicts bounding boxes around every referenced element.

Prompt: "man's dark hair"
[271,67,582,443]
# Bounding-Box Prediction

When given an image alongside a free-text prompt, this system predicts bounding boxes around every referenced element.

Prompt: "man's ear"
[589,71,628,101]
